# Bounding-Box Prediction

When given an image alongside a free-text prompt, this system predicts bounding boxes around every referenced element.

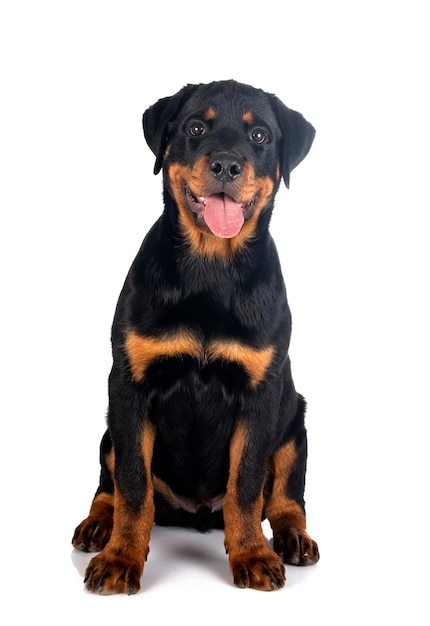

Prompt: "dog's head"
[143,80,315,255]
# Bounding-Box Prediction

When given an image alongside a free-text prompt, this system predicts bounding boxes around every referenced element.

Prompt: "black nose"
[209,152,243,182]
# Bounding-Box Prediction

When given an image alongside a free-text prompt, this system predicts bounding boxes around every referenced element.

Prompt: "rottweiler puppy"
[72,79,319,594]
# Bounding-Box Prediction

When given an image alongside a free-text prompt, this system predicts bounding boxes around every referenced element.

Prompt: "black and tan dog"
[72,79,319,594]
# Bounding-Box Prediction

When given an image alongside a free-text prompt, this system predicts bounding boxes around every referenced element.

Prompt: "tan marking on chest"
[125,329,202,381]
[124,329,275,386]
[207,340,275,387]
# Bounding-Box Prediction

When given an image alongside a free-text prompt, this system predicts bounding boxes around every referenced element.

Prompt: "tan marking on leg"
[107,420,156,555]
[224,423,265,550]
[105,448,115,476]
[264,442,306,530]
[264,441,319,566]
[141,421,156,478]
[83,422,157,594]
[90,492,114,514]
[223,423,285,590]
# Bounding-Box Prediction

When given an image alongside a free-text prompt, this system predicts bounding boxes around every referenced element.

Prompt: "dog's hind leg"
[72,430,114,552]
[264,415,320,566]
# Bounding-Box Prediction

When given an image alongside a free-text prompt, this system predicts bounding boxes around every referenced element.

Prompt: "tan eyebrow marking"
[204,107,216,120]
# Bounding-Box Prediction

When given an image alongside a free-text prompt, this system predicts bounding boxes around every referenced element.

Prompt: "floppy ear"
[271,97,316,188]
[143,84,198,175]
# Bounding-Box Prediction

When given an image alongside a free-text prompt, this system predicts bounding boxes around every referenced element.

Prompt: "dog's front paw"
[84,550,143,595]
[273,527,319,566]
[229,548,285,591]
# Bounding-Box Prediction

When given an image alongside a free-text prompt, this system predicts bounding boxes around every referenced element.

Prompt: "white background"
[1,1,429,623]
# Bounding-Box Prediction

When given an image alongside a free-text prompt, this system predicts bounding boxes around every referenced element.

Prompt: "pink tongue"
[203,194,244,238]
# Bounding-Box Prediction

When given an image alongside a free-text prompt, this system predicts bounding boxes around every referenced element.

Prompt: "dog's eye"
[188,122,206,137]
[250,128,267,144]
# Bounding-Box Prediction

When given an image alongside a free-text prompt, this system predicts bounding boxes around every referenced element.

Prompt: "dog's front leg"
[84,412,156,596]
[224,421,285,591]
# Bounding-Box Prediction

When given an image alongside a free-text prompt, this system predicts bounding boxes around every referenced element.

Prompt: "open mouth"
[184,184,257,239]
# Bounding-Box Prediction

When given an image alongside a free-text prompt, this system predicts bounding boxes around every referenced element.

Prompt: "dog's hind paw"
[72,513,113,553]
[273,527,319,566]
